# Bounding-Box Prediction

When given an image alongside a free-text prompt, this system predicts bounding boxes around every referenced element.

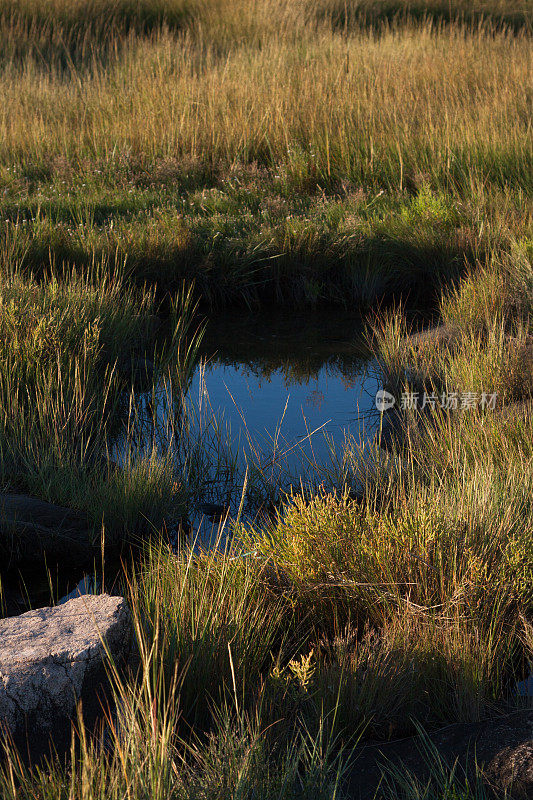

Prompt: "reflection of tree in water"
[305,388,325,410]
[197,308,370,387]
[203,355,367,389]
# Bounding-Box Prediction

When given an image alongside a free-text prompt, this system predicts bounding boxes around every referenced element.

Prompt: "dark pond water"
[184,308,381,520]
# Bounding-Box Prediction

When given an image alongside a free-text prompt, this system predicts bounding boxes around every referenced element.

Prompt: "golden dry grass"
[0,19,530,191]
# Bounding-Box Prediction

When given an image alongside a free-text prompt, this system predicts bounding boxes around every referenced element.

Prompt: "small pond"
[184,308,381,516]
[1,309,381,615]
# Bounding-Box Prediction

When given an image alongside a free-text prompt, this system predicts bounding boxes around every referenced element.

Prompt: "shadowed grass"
[316,0,532,35]
[0,260,203,556]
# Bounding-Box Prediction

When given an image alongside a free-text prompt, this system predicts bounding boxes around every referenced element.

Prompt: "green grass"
[0,179,504,307]
[0,0,530,307]
[0,260,203,557]
[0,0,531,796]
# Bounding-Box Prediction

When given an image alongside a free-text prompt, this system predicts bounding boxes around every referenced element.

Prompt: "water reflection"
[1,310,381,616]
[188,308,380,492]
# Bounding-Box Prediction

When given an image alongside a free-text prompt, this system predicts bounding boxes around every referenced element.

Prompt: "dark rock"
[345,710,533,799]
[58,575,100,605]
[0,494,93,563]
[375,408,406,450]
[116,354,156,384]
[199,502,230,521]
[486,740,533,798]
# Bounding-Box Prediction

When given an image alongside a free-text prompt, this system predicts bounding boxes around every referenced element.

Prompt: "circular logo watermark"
[375,389,396,413]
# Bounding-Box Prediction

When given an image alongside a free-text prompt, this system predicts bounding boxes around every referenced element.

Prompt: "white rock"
[0,594,131,755]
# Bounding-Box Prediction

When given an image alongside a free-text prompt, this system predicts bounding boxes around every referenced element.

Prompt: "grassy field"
[0,0,531,797]
[0,0,530,306]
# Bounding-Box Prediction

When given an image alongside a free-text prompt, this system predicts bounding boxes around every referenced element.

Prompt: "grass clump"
[0,260,202,557]
[133,538,290,730]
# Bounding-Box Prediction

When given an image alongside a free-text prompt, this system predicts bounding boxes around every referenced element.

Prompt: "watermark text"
[375,390,498,413]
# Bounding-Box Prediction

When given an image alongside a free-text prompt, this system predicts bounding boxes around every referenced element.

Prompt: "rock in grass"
[408,323,460,351]
[486,741,533,799]
[0,595,131,758]
[346,710,533,800]
[0,493,92,562]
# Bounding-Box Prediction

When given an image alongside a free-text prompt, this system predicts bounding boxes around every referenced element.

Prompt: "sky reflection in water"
[188,309,381,496]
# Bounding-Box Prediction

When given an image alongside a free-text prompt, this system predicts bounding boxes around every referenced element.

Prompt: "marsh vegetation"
[0,0,531,797]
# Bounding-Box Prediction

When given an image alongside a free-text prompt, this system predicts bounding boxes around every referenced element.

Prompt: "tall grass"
[0,0,531,795]
[132,537,290,730]
[0,23,528,186]
[0,0,530,305]
[0,258,204,556]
